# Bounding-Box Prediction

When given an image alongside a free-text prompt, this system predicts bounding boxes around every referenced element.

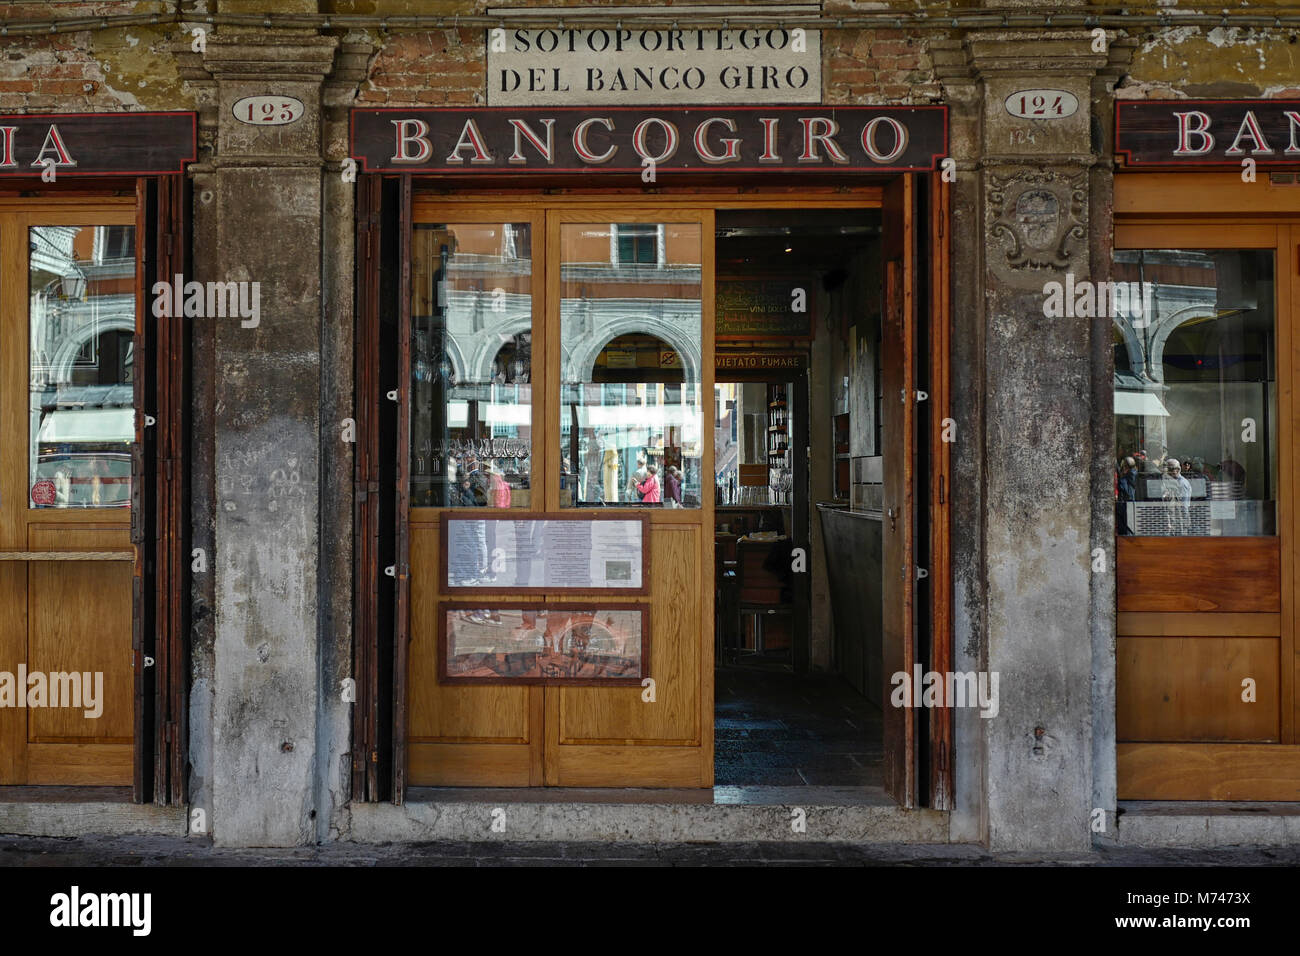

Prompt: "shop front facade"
[0,2,1298,852]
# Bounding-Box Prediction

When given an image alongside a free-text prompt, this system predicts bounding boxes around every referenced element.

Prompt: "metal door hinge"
[915,390,929,403]
[916,567,929,581]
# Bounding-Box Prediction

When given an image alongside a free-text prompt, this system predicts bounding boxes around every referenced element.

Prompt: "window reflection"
[559,222,703,508]
[411,222,533,508]
[29,225,136,510]
[1113,249,1275,536]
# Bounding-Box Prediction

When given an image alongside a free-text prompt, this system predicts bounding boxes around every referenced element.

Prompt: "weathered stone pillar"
[193,31,339,846]
[939,28,1111,851]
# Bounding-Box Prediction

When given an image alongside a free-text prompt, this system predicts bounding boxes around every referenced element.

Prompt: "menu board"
[442,515,647,592]
[716,277,813,339]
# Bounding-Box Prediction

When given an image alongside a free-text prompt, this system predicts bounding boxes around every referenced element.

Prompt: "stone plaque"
[487,27,821,106]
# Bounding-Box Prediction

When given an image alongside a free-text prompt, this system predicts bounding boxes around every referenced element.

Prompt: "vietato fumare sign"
[0,112,195,176]
[1116,99,1300,166]
[350,107,948,175]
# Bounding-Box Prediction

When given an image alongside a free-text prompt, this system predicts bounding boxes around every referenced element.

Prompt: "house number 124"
[1004,89,1079,119]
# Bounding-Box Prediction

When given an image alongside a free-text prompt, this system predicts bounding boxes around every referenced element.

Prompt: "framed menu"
[437,602,648,686]
[440,513,649,594]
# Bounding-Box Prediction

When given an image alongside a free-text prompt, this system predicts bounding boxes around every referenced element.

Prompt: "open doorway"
[712,209,889,796]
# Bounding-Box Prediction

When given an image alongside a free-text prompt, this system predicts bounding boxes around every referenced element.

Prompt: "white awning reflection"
[1114,391,1169,418]
[574,404,697,427]
[482,403,530,425]
[445,401,530,427]
[37,407,135,443]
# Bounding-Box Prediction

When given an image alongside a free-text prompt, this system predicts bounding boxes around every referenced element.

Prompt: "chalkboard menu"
[716,278,813,340]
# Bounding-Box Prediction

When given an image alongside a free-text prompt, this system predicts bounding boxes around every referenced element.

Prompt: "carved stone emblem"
[987,168,1087,281]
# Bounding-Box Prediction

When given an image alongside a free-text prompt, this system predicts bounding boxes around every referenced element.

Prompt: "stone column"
[194,31,339,846]
[941,29,1111,851]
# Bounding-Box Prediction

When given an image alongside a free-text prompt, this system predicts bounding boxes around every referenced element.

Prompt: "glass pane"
[29,225,136,510]
[559,221,703,509]
[1113,248,1276,537]
[411,222,533,509]
[714,381,794,505]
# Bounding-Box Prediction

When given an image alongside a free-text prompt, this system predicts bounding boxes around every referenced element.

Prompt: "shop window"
[410,221,533,508]
[28,224,136,510]
[1113,249,1276,537]
[559,221,702,508]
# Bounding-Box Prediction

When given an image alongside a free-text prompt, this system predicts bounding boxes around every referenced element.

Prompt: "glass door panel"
[1114,248,1276,538]
[556,220,704,509]
[410,220,536,510]
[29,224,136,511]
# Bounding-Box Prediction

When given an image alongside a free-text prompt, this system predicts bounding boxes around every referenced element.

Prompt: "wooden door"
[1114,221,1300,799]
[542,207,713,787]
[405,201,715,787]
[881,175,916,807]
[0,202,138,785]
[406,207,548,786]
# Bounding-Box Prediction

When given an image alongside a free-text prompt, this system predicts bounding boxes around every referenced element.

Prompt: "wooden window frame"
[1113,171,1300,798]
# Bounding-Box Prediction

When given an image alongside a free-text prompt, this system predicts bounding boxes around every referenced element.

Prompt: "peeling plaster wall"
[0,27,193,112]
[1121,27,1300,98]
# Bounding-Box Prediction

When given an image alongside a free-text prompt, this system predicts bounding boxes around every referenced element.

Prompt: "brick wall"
[357,26,940,106]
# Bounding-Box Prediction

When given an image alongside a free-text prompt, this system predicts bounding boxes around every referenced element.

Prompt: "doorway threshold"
[351,789,946,843]
[408,785,893,806]
[0,787,185,837]
[1115,800,1300,848]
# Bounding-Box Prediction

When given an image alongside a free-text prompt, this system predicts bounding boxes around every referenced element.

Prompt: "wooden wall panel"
[554,525,699,745]
[26,743,131,786]
[0,563,26,783]
[1117,636,1279,742]
[1119,743,1300,800]
[1117,537,1280,612]
[26,527,132,745]
[407,522,532,743]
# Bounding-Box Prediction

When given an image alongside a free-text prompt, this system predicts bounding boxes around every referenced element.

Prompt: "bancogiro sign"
[349,107,948,176]
[488,28,822,106]
[0,112,195,176]
[1116,99,1300,166]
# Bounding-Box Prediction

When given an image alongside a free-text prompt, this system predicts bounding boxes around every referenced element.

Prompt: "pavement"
[3,834,1300,866]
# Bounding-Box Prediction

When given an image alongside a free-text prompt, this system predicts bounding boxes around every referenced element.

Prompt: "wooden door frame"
[366,178,952,807]
[1114,173,1300,797]
[0,183,187,801]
